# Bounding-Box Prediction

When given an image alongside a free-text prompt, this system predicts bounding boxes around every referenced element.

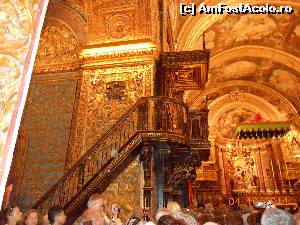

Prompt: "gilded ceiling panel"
[87,0,158,45]
[177,5,300,115]
[207,57,300,112]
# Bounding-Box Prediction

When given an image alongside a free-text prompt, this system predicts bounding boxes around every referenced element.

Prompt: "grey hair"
[87,194,104,208]
[261,208,293,225]
[155,208,171,221]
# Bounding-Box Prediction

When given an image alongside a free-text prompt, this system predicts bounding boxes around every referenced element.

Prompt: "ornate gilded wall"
[84,64,155,149]
[177,2,300,196]
[178,3,300,115]
[15,1,85,209]
[86,0,159,46]
[100,158,141,222]
[0,0,48,206]
[12,0,159,209]
[18,72,81,209]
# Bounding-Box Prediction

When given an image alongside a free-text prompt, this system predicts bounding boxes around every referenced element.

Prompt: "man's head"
[157,215,177,225]
[105,202,113,218]
[261,208,293,225]
[156,208,171,221]
[6,206,23,223]
[166,201,181,215]
[48,206,66,225]
[87,194,104,211]
[111,204,120,216]
[132,206,144,219]
[23,209,39,225]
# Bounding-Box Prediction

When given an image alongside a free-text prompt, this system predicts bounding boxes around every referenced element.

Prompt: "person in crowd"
[42,214,50,225]
[157,215,177,225]
[77,194,105,225]
[203,222,218,225]
[175,219,187,225]
[48,206,66,225]
[241,207,250,225]
[294,208,300,222]
[167,201,197,225]
[103,202,122,225]
[103,202,112,225]
[155,208,171,222]
[261,208,293,225]
[126,206,155,225]
[23,209,39,225]
[157,215,187,225]
[295,214,300,225]
[4,206,23,225]
[110,204,122,225]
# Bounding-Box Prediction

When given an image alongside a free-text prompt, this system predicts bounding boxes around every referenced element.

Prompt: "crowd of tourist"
[1,194,300,225]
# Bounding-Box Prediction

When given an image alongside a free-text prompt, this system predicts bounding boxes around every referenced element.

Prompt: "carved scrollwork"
[105,13,134,39]
[169,151,201,189]
[34,19,81,74]
[0,0,41,179]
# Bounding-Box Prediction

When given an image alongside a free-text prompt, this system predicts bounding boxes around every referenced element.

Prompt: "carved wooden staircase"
[32,96,206,224]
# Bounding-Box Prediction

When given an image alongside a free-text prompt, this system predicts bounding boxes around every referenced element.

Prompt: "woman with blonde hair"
[23,209,40,225]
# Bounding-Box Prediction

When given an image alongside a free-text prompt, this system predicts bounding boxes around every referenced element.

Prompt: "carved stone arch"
[209,46,300,73]
[34,16,84,73]
[190,81,298,115]
[177,1,300,50]
[187,81,300,137]
[46,1,87,45]
[206,93,284,138]
[2,126,28,209]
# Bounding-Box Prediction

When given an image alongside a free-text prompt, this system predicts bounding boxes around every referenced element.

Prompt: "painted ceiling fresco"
[201,13,300,112]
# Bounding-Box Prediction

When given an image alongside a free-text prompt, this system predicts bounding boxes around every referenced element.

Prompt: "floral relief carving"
[34,19,81,72]
[85,69,147,149]
[100,158,141,222]
[105,13,134,39]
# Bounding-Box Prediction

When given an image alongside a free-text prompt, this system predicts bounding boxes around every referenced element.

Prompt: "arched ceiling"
[171,1,300,140]
[33,1,87,74]
[189,81,300,138]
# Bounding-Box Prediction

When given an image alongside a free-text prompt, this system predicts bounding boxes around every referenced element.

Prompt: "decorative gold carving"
[66,74,88,168]
[100,158,141,222]
[85,66,153,149]
[19,73,80,209]
[105,81,127,100]
[105,12,134,39]
[86,0,159,45]
[0,0,41,183]
[45,2,87,45]
[188,81,299,138]
[64,0,87,17]
[34,18,81,74]
[226,145,259,193]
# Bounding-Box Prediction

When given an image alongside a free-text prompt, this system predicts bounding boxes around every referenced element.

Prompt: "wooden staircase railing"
[32,96,190,224]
